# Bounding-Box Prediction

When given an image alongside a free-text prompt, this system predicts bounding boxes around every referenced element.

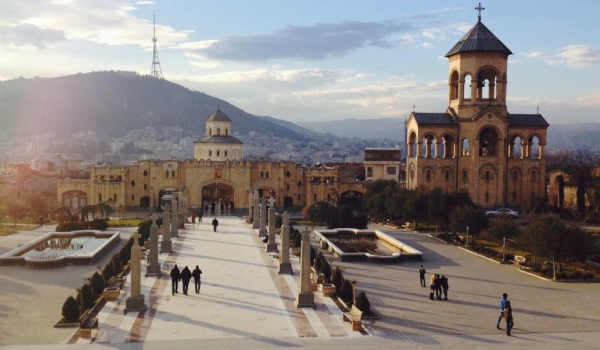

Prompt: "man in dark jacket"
[419,265,427,287]
[180,266,192,295]
[170,265,181,295]
[435,274,442,300]
[441,275,449,300]
[192,265,203,294]
[212,218,219,232]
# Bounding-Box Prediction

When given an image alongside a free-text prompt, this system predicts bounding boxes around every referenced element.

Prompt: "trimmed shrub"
[80,283,95,309]
[314,252,324,272]
[321,262,332,284]
[89,218,109,231]
[90,272,105,296]
[292,231,301,248]
[355,291,371,312]
[118,246,130,265]
[339,280,355,306]
[102,264,114,282]
[138,220,152,244]
[583,271,595,279]
[112,256,122,275]
[556,272,567,280]
[332,267,344,294]
[56,222,87,232]
[275,215,283,229]
[62,296,81,321]
[567,271,583,280]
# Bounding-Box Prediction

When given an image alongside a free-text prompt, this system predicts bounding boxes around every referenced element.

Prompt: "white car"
[486,208,519,218]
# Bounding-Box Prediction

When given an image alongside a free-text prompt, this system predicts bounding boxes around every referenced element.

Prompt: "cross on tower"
[475,2,485,22]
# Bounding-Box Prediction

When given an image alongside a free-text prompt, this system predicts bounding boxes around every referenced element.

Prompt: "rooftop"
[193,135,243,144]
[206,108,232,122]
[412,112,456,125]
[508,113,550,127]
[445,21,512,58]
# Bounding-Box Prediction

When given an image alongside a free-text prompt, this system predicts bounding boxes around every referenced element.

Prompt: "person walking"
[419,265,427,287]
[192,265,203,294]
[212,217,219,232]
[191,212,196,225]
[170,265,181,295]
[429,274,437,300]
[504,300,514,336]
[198,208,203,224]
[211,202,216,215]
[441,275,449,300]
[497,293,508,329]
[181,266,192,295]
[434,274,442,300]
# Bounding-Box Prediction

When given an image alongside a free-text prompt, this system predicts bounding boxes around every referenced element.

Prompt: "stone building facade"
[57,109,364,212]
[405,17,549,207]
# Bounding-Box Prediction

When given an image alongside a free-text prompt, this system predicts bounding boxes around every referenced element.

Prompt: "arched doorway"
[283,196,294,207]
[201,183,235,215]
[140,196,150,208]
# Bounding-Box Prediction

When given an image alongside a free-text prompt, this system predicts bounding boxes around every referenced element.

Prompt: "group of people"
[169,265,203,295]
[203,201,234,216]
[418,266,449,300]
[419,266,515,336]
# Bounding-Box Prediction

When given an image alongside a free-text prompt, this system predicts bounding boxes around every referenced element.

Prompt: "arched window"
[422,135,435,158]
[531,170,537,183]
[132,194,135,201]
[266,171,269,179]
[286,171,291,177]
[144,184,147,190]
[529,135,541,159]
[209,128,212,135]
[485,192,490,203]
[143,170,148,177]
[171,170,175,177]
[166,170,169,178]
[485,170,491,181]
[286,184,290,190]
[477,68,497,100]
[462,138,470,156]
[462,170,468,182]
[261,171,264,178]
[445,170,450,181]
[463,74,472,100]
[225,128,228,135]
[217,150,220,156]
[408,132,417,157]
[114,194,117,202]
[510,136,522,158]
[225,150,228,157]
[513,170,518,182]
[131,180,135,187]
[450,71,459,100]
[297,181,302,187]
[426,170,431,181]
[209,150,212,156]
[443,135,455,158]
[217,128,221,135]
[479,127,498,157]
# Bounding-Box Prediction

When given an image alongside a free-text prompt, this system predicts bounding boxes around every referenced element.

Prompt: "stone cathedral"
[405,13,549,207]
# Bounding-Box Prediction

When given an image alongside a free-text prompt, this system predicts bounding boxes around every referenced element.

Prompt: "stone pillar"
[296,226,315,308]
[160,204,172,253]
[278,212,292,275]
[146,214,162,276]
[248,192,254,222]
[266,207,278,252]
[171,199,179,238]
[125,230,146,313]
[458,80,464,104]
[539,144,545,159]
[252,190,260,229]
[416,142,422,157]
[425,139,431,158]
[258,199,267,238]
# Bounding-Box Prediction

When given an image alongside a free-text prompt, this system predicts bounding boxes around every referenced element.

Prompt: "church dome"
[445,21,512,58]
[206,108,232,122]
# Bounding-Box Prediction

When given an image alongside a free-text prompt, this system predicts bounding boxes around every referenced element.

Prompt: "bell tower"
[446,3,512,118]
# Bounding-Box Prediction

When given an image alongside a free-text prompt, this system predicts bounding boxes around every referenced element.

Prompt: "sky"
[0,0,599,125]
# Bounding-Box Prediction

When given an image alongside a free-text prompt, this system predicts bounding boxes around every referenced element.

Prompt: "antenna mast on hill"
[151,10,164,79]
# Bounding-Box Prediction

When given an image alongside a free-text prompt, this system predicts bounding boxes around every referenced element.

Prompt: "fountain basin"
[314,228,422,262]
[0,230,120,268]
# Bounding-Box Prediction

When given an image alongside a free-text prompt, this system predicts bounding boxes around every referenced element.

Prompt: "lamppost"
[466,226,469,248]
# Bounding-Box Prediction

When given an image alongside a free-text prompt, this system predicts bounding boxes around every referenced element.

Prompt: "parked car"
[485,208,519,218]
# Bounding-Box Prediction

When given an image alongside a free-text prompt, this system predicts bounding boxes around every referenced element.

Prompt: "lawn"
[0,224,38,236]
[107,218,143,227]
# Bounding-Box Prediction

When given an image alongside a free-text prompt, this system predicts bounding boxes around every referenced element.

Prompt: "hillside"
[298,118,405,141]
[0,72,304,140]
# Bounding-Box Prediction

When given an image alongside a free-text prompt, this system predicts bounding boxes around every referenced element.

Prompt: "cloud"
[137,1,154,4]
[432,7,463,14]
[0,23,65,49]
[526,45,600,67]
[187,20,414,62]
[1,0,191,49]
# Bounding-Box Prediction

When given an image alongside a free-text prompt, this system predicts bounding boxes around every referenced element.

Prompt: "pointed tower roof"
[445,21,512,58]
[206,107,232,122]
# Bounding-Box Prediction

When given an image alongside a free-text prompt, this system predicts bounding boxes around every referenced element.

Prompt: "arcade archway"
[201,183,235,214]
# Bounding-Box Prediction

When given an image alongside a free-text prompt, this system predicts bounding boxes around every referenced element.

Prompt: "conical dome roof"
[445,21,512,58]
[206,108,231,122]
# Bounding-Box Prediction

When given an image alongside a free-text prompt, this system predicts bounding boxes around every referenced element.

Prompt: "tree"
[523,214,589,275]
[404,191,428,229]
[427,189,447,232]
[321,262,332,284]
[61,296,81,321]
[355,291,371,312]
[364,180,397,222]
[90,272,105,296]
[332,267,344,293]
[23,193,48,221]
[559,150,600,214]
[0,202,6,224]
[487,218,520,242]
[449,206,488,245]
[80,283,95,309]
[7,202,29,226]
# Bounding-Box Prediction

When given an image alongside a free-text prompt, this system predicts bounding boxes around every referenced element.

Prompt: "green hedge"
[61,296,80,321]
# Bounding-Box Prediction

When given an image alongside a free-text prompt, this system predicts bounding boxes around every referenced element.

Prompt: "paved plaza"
[1,218,599,349]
